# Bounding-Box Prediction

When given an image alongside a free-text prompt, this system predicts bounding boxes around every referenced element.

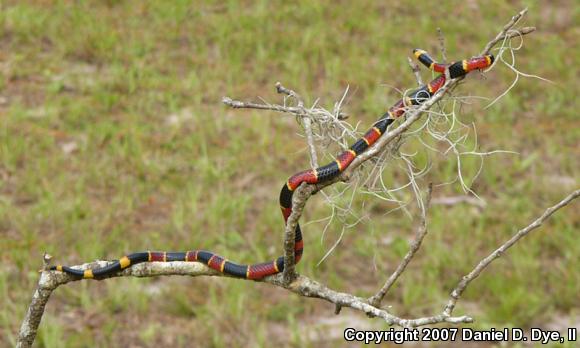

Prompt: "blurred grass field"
[1,1,578,347]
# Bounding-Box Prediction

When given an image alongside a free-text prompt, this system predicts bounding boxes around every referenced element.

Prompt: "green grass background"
[1,1,578,347]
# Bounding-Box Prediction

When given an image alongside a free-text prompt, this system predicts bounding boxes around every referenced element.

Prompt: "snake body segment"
[51,49,493,280]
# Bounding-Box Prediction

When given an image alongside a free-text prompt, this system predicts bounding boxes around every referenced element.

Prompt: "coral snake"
[51,49,493,280]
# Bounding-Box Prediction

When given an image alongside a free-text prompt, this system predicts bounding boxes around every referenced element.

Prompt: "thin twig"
[368,183,433,307]
[480,26,535,57]
[222,96,303,115]
[302,117,319,168]
[275,82,319,168]
[407,57,423,86]
[480,7,531,55]
[443,189,579,316]
[275,81,304,108]
[437,28,447,63]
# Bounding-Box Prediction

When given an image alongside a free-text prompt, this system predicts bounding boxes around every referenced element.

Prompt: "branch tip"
[42,253,52,270]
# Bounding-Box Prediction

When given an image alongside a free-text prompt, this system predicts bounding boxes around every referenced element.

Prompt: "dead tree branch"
[222,96,303,115]
[18,190,576,347]
[16,9,543,348]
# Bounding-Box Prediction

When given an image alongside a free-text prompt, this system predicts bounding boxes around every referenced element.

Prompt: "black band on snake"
[50,49,494,280]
